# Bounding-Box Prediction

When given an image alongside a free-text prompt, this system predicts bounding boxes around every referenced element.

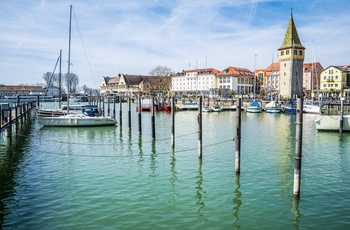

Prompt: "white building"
[171,68,219,96]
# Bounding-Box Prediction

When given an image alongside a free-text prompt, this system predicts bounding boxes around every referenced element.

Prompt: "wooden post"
[107,96,110,116]
[171,96,175,147]
[235,97,242,174]
[198,96,202,159]
[15,105,18,133]
[293,97,303,197]
[138,95,142,134]
[128,96,131,130]
[113,95,116,120]
[340,97,344,133]
[36,95,40,108]
[119,97,123,126]
[151,96,155,140]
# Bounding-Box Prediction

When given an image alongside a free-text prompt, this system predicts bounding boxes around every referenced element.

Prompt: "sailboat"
[303,41,321,114]
[246,54,262,113]
[265,56,281,113]
[37,5,116,127]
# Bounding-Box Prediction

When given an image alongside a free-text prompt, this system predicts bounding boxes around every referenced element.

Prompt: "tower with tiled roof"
[278,11,305,98]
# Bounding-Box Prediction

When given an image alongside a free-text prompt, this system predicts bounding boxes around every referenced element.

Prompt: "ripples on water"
[1,104,350,229]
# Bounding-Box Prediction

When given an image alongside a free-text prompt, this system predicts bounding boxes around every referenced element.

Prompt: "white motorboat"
[212,105,223,112]
[303,103,320,114]
[315,101,350,131]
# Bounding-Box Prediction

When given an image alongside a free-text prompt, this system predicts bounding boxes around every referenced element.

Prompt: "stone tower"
[278,12,305,98]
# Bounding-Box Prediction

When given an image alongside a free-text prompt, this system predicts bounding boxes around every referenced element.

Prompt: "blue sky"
[1,0,349,89]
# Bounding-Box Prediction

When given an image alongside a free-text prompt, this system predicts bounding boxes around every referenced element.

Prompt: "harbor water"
[1,102,350,229]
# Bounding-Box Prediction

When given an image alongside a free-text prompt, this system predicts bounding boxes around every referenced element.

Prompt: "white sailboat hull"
[315,115,350,131]
[37,114,117,127]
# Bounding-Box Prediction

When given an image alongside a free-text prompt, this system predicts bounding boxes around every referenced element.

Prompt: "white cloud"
[0,0,349,89]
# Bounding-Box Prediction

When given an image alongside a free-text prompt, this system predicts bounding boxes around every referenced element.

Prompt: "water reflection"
[291,197,301,229]
[232,175,242,229]
[0,125,32,228]
[195,159,207,222]
[169,149,178,203]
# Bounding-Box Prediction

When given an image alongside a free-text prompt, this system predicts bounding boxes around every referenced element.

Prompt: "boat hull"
[315,115,350,131]
[266,108,281,113]
[246,106,262,113]
[37,115,117,127]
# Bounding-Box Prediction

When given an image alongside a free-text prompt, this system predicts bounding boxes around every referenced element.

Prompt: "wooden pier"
[0,100,36,151]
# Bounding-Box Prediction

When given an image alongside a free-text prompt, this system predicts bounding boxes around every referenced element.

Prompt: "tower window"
[281,51,284,56]
[294,50,297,55]
[286,50,290,55]
[299,50,302,55]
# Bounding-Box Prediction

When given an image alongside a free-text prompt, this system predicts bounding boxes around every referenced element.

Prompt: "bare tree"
[149,65,174,77]
[149,65,174,95]
[42,72,56,88]
[64,73,79,94]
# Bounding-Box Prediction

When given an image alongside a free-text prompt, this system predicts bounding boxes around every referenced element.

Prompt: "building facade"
[320,65,350,97]
[278,14,305,98]
[217,66,254,96]
[171,68,219,96]
[302,62,324,97]
[100,74,171,96]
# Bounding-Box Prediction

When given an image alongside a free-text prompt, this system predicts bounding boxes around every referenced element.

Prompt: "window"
[286,50,290,55]
[281,51,284,56]
[323,84,326,87]
[335,84,338,87]
[299,50,302,55]
[336,76,338,79]
[324,76,326,80]
[294,50,297,55]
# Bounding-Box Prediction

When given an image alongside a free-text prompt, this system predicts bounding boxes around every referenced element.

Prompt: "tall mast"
[67,5,72,112]
[311,39,314,97]
[254,54,257,100]
[59,49,62,108]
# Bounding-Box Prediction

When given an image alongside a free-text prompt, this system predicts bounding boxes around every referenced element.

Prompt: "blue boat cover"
[250,100,260,107]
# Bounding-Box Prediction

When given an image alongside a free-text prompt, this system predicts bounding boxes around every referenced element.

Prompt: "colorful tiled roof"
[279,14,305,50]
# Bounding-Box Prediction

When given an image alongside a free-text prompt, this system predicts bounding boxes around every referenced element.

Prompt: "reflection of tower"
[278,10,305,98]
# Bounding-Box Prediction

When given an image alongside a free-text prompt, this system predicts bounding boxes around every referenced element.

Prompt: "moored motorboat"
[315,101,350,131]
[212,105,223,112]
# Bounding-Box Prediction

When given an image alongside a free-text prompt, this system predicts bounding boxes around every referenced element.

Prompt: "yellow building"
[320,65,350,97]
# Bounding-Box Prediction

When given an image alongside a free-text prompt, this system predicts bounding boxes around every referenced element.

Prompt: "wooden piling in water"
[235,97,242,174]
[128,97,131,130]
[107,96,110,116]
[119,98,123,126]
[113,95,116,120]
[198,96,202,159]
[293,97,303,197]
[340,98,344,133]
[151,96,155,139]
[171,96,175,147]
[138,95,142,134]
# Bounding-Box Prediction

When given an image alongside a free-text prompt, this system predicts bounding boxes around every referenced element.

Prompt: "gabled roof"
[303,62,324,73]
[182,68,220,75]
[217,66,254,77]
[279,14,305,50]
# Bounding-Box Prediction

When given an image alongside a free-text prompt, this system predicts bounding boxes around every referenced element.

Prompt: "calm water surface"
[1,103,350,229]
